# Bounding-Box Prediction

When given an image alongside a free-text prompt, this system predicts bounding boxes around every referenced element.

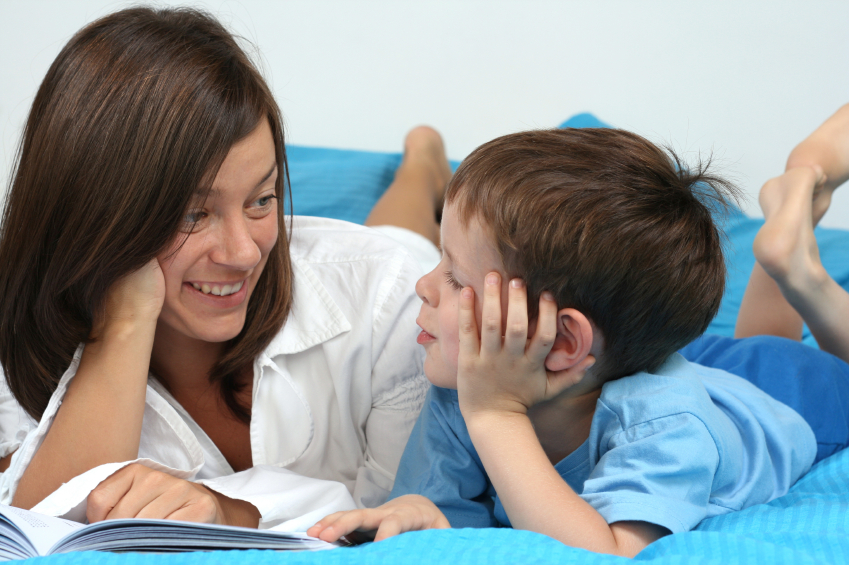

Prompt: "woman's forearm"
[12,319,156,509]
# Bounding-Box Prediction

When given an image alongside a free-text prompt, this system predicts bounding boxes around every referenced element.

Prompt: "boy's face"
[415,202,510,389]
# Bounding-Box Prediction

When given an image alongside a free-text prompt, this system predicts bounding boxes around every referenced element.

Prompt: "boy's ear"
[544,308,596,375]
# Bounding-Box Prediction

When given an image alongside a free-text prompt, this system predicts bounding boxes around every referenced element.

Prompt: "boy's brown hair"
[446,128,736,381]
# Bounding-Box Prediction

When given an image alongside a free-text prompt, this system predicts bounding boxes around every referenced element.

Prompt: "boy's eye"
[443,270,463,290]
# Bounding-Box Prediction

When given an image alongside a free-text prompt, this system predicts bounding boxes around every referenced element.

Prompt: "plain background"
[2,0,848,227]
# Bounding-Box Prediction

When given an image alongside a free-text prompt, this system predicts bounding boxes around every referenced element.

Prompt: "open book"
[0,504,337,559]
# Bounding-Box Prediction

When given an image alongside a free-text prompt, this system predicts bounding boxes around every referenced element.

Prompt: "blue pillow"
[286,113,609,224]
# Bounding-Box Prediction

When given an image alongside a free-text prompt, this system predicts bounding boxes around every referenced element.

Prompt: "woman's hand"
[87,464,260,527]
[13,260,167,510]
[307,495,450,542]
[93,258,166,338]
[456,273,564,418]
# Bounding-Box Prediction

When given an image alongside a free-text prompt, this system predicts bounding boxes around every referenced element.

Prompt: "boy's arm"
[466,413,667,557]
[457,276,667,557]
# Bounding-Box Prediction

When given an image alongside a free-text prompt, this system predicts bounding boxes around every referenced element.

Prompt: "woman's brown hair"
[0,7,293,422]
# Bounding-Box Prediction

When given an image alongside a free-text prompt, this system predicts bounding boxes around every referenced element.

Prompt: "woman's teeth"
[191,281,243,296]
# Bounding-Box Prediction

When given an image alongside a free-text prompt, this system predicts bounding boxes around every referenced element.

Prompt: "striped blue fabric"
[34,448,849,563]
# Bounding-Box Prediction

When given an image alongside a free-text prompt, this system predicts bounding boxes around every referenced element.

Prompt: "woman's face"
[155,118,279,344]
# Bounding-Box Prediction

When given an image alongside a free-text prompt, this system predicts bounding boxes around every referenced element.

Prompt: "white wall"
[3,0,849,227]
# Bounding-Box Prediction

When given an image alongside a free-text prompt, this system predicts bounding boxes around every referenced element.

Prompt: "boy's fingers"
[373,511,421,541]
[527,292,557,363]
[480,272,503,356]
[504,279,528,357]
[307,511,346,537]
[458,286,480,357]
[323,509,389,542]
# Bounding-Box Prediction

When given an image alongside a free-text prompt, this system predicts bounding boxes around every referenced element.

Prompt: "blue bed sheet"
[27,114,849,563]
[28,447,849,564]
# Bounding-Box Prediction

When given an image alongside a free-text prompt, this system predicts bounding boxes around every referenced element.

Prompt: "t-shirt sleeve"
[581,403,720,534]
[388,386,498,529]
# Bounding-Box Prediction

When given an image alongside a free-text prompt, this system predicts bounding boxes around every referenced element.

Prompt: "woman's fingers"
[458,287,480,358]
[479,272,502,356]
[163,495,219,523]
[527,291,557,364]
[504,279,529,357]
[139,481,217,523]
[86,465,142,523]
[87,464,221,524]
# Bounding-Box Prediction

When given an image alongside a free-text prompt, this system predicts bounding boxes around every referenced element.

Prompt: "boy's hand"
[307,495,449,542]
[456,272,566,418]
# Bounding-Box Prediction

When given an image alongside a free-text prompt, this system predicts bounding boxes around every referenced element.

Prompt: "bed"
[36,114,849,564]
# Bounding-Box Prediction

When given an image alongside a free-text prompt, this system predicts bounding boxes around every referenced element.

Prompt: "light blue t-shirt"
[389,353,817,533]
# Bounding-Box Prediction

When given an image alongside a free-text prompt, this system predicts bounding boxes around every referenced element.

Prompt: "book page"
[55,518,337,553]
[0,504,82,556]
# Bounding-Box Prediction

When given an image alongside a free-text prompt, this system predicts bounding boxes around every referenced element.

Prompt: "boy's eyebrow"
[442,245,464,275]
[193,163,278,197]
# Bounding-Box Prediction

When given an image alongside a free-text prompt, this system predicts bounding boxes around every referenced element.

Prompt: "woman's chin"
[156,311,247,345]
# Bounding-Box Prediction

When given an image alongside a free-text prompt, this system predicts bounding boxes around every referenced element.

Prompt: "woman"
[0,6,449,530]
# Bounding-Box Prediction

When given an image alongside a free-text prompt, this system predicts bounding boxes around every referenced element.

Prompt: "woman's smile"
[184,279,249,308]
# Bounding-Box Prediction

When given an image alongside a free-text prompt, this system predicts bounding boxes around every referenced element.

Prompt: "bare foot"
[400,126,453,214]
[754,166,829,296]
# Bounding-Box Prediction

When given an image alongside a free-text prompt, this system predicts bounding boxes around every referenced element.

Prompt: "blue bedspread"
[27,114,849,563]
[29,447,849,564]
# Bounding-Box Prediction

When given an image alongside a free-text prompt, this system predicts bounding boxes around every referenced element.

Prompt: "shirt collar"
[263,255,351,357]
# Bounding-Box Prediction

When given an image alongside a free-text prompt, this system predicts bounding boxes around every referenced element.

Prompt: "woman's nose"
[210,216,262,270]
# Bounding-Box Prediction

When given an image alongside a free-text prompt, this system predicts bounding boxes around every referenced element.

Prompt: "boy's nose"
[415,269,438,306]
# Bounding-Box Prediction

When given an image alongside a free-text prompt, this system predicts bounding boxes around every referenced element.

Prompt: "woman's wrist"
[202,486,261,528]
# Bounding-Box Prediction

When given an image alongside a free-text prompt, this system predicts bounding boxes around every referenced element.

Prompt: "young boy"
[308,128,819,557]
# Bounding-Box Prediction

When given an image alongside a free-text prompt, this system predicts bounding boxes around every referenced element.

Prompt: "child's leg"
[365,126,451,247]
[736,103,849,359]
[735,166,849,363]
[735,167,824,341]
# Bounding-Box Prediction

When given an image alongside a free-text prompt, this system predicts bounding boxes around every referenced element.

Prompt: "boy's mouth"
[416,330,437,345]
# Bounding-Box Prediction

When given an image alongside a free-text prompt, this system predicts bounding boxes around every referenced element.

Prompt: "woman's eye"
[246,194,278,218]
[184,210,205,223]
[254,194,278,208]
[180,210,207,232]
[443,270,463,290]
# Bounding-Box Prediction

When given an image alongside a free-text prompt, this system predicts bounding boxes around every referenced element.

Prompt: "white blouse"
[0,216,429,530]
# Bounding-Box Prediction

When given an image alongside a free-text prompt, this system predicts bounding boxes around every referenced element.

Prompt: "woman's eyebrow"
[254,163,277,191]
[193,163,278,198]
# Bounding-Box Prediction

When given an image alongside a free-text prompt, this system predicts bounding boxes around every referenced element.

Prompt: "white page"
[0,505,83,556]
